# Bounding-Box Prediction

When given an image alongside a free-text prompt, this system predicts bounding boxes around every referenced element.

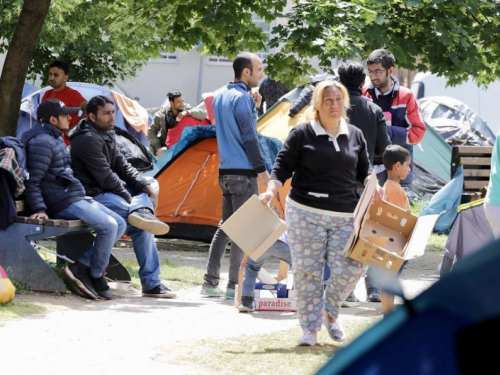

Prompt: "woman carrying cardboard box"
[259,80,381,346]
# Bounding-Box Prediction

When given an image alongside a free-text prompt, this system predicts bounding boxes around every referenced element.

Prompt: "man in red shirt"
[41,60,87,145]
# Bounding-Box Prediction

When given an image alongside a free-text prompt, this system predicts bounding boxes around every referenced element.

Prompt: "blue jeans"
[203,174,259,290]
[54,198,126,278]
[241,239,292,298]
[93,179,161,291]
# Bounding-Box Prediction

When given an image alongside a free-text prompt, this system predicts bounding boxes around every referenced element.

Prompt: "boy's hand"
[371,185,384,204]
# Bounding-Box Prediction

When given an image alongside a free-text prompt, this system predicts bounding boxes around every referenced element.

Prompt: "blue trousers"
[241,239,292,298]
[93,179,162,291]
[54,198,126,278]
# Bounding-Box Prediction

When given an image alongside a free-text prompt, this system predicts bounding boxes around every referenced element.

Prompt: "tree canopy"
[266,0,500,87]
[0,0,286,86]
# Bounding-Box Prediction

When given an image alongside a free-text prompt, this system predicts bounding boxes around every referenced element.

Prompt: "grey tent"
[440,199,494,276]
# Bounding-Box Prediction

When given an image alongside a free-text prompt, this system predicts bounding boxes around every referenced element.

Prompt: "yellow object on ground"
[0,264,16,303]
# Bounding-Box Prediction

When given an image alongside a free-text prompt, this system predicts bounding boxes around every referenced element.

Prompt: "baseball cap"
[37,99,80,122]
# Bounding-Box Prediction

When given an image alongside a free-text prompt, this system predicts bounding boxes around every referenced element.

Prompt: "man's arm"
[405,94,426,145]
[113,143,149,194]
[147,109,164,153]
[233,94,267,173]
[78,100,88,121]
[184,104,208,120]
[374,107,391,156]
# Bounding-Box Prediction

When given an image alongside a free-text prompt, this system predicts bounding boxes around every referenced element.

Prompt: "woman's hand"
[258,191,274,206]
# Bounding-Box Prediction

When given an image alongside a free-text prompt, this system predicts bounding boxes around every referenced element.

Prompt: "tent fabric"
[420,167,464,233]
[413,122,452,182]
[111,91,149,135]
[440,200,494,275]
[409,160,447,201]
[317,237,500,375]
[166,116,212,148]
[22,82,38,98]
[419,96,496,145]
[18,82,152,146]
[153,125,286,241]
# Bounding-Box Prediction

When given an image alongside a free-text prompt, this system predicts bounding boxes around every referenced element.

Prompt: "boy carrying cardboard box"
[380,145,412,315]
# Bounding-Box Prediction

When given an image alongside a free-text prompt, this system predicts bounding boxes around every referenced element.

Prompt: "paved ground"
[0,241,442,375]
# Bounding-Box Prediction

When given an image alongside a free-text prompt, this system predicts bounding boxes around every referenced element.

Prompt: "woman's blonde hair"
[308,80,350,121]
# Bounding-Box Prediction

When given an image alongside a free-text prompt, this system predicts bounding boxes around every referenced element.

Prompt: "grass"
[427,233,448,252]
[178,317,379,375]
[0,300,45,322]
[121,258,205,290]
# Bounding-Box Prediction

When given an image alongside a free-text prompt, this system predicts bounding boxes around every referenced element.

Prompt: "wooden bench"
[0,200,130,293]
[451,146,493,201]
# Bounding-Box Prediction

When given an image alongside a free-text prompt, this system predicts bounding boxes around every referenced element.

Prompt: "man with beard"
[363,49,426,302]
[148,90,207,156]
[70,96,175,298]
[41,60,87,145]
[201,52,269,299]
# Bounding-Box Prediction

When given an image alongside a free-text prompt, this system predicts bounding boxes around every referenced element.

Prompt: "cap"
[37,99,80,122]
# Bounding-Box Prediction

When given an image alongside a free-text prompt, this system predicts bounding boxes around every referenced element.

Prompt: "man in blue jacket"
[201,52,269,300]
[22,99,126,300]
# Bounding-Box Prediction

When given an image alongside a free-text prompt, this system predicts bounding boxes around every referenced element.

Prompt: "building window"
[149,52,179,63]
[206,56,233,66]
[206,15,273,66]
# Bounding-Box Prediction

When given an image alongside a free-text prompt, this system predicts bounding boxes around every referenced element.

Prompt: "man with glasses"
[363,49,426,303]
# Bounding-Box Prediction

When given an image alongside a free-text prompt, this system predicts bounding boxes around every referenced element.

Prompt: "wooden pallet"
[451,146,493,199]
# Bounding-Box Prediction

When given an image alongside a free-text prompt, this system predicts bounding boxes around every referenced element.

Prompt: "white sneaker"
[297,331,317,346]
[324,320,346,342]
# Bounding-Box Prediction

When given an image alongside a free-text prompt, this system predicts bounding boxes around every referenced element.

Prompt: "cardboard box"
[221,195,288,261]
[344,171,440,273]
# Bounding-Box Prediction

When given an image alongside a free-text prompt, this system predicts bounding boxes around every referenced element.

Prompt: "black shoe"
[128,208,170,235]
[367,288,381,302]
[341,291,361,307]
[91,275,114,300]
[142,284,176,298]
[238,296,255,313]
[63,262,98,300]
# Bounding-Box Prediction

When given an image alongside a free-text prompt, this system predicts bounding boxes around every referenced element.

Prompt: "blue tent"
[17,82,152,146]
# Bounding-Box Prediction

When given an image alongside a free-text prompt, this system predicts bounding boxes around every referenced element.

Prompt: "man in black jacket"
[70,95,175,298]
[338,62,391,164]
[338,62,391,305]
[22,99,127,300]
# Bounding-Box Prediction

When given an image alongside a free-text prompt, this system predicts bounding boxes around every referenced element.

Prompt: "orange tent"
[154,89,308,242]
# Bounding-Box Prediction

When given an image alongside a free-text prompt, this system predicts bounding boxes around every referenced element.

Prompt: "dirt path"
[0,244,442,375]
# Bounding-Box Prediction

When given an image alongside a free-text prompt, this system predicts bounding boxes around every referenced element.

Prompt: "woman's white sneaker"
[297,331,317,346]
[324,320,346,342]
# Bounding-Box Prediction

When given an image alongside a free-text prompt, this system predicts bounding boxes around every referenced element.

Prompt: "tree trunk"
[0,0,51,137]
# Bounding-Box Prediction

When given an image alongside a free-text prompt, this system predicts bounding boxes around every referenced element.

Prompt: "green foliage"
[1,0,498,91]
[0,0,286,85]
[267,0,500,88]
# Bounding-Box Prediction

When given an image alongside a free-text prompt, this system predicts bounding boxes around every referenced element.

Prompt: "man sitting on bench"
[22,99,126,300]
[70,95,175,298]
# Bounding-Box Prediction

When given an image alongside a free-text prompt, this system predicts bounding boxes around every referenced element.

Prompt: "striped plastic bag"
[0,264,15,303]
